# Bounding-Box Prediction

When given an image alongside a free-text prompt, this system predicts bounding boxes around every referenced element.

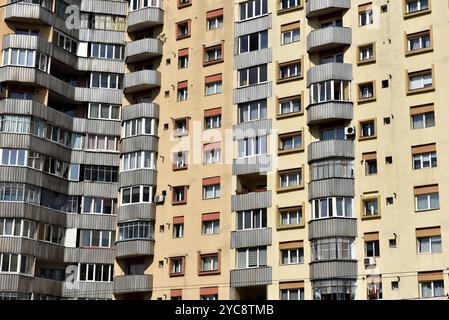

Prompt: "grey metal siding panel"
[232,155,272,175]
[233,119,272,139]
[72,118,121,136]
[0,274,61,296]
[235,14,272,37]
[76,57,124,73]
[64,248,116,264]
[234,48,272,70]
[233,82,272,104]
[128,7,164,32]
[80,0,127,15]
[119,169,157,188]
[124,70,161,91]
[5,3,54,25]
[231,191,272,212]
[308,140,354,162]
[2,34,51,54]
[306,0,351,17]
[66,214,117,231]
[73,151,120,167]
[115,240,155,258]
[120,135,159,154]
[308,178,355,199]
[126,38,163,60]
[308,218,357,239]
[122,103,160,121]
[62,281,113,299]
[230,267,272,287]
[118,203,156,222]
[307,27,352,52]
[307,102,353,125]
[231,228,272,249]
[310,260,357,280]
[78,29,125,44]
[0,203,66,227]
[113,275,153,294]
[74,88,123,105]
[0,237,64,262]
[68,182,118,198]
[307,63,353,87]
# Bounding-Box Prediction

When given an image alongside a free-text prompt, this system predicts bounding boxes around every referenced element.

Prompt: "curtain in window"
[433,281,444,297]
[421,282,432,298]
[419,237,430,252]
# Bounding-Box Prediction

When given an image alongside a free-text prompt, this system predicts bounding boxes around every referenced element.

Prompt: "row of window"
[0,218,64,245]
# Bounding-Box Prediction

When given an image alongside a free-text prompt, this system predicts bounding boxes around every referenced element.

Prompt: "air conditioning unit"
[345,126,356,137]
[154,195,165,204]
[364,257,376,266]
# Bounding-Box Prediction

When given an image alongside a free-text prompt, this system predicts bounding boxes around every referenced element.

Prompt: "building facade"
[0,0,448,300]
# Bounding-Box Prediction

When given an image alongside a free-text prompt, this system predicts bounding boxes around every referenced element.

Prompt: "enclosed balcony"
[128,5,164,33]
[5,1,54,25]
[113,275,153,294]
[308,217,357,240]
[126,38,163,63]
[307,63,352,87]
[115,239,155,258]
[306,0,351,18]
[308,178,354,200]
[231,228,272,249]
[124,70,161,93]
[230,267,272,288]
[307,27,352,53]
[307,102,353,125]
[309,260,357,281]
[308,140,354,163]
[232,174,271,212]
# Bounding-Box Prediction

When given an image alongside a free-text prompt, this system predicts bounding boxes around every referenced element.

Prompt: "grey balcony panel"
[62,281,113,300]
[0,275,63,297]
[68,182,118,198]
[0,167,69,194]
[233,119,272,140]
[72,118,121,136]
[76,57,124,74]
[66,214,117,231]
[307,102,353,125]
[306,0,351,17]
[80,0,128,15]
[230,267,272,288]
[308,218,357,239]
[0,99,73,129]
[2,34,51,55]
[235,14,272,37]
[308,140,354,162]
[307,63,352,87]
[231,228,272,249]
[5,3,54,25]
[71,151,120,167]
[0,202,66,227]
[310,260,357,280]
[118,203,156,223]
[234,48,272,70]
[231,191,272,212]
[74,88,123,105]
[307,27,352,53]
[233,82,272,104]
[114,275,153,294]
[78,29,125,45]
[232,155,272,175]
[119,169,157,188]
[126,38,163,63]
[124,70,161,93]
[0,237,64,262]
[116,240,155,258]
[122,103,160,121]
[64,247,116,264]
[128,7,164,33]
[120,135,159,154]
[308,178,354,200]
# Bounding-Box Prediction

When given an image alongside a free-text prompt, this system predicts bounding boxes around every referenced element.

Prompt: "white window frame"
[312,197,353,219]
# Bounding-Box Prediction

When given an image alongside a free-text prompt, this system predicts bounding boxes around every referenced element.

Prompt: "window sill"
[357,97,376,104]
[177,3,192,9]
[277,185,305,193]
[169,272,185,278]
[406,86,435,96]
[173,132,189,138]
[277,5,303,15]
[198,270,220,276]
[415,208,440,213]
[172,166,188,171]
[172,201,187,206]
[176,34,191,41]
[357,58,376,66]
[278,148,304,155]
[403,9,431,20]
[361,214,381,221]
[276,111,303,120]
[358,135,377,141]
[405,47,433,57]
[277,75,303,84]
[276,223,305,231]
[203,59,224,67]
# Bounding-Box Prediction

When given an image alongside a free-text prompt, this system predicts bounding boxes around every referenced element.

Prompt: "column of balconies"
[305,0,357,300]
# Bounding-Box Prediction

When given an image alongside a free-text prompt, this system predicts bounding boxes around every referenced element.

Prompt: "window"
[203,178,221,199]
[207,9,223,30]
[178,48,189,68]
[319,51,344,64]
[238,31,268,54]
[202,216,220,235]
[83,165,118,183]
[54,31,78,54]
[278,60,301,81]
[310,80,351,104]
[0,183,40,205]
[0,219,36,239]
[200,293,218,300]
[238,64,268,87]
[90,43,123,60]
[281,22,300,45]
[79,229,114,248]
[0,149,26,166]
[122,151,156,171]
[79,264,113,282]
[118,221,153,241]
[279,0,301,11]
[417,230,441,254]
[203,143,221,164]
[420,280,444,298]
[415,185,439,211]
[278,96,301,116]
[405,0,430,15]
[173,151,188,170]
[204,45,222,65]
[237,246,267,268]
[0,253,34,275]
[358,82,375,101]
[173,220,184,238]
[172,186,187,204]
[238,99,267,123]
[365,238,380,258]
[367,277,383,300]
[123,118,158,137]
[278,132,302,152]
[239,0,268,21]
[170,257,185,276]
[173,118,188,136]
[278,169,303,190]
[281,287,304,300]
[121,186,154,205]
[177,81,188,101]
[129,0,161,11]
[199,254,219,274]
[205,79,222,95]
[312,197,353,219]
[311,237,354,261]
[279,207,303,228]
[90,72,121,89]
[237,209,267,230]
[359,120,376,139]
[407,69,433,92]
[310,159,354,180]
[411,111,435,129]
[362,198,380,217]
[412,144,437,169]
[280,243,304,265]
[205,115,221,130]
[363,153,377,175]
[178,0,191,8]
[82,197,116,215]
[358,44,375,63]
[88,103,120,120]
[79,13,126,32]
[359,3,373,26]
[2,48,36,68]
[407,30,431,53]
[238,136,267,157]
[176,20,191,39]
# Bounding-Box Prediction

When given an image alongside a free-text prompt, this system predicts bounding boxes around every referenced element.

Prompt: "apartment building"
[0,0,448,301]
